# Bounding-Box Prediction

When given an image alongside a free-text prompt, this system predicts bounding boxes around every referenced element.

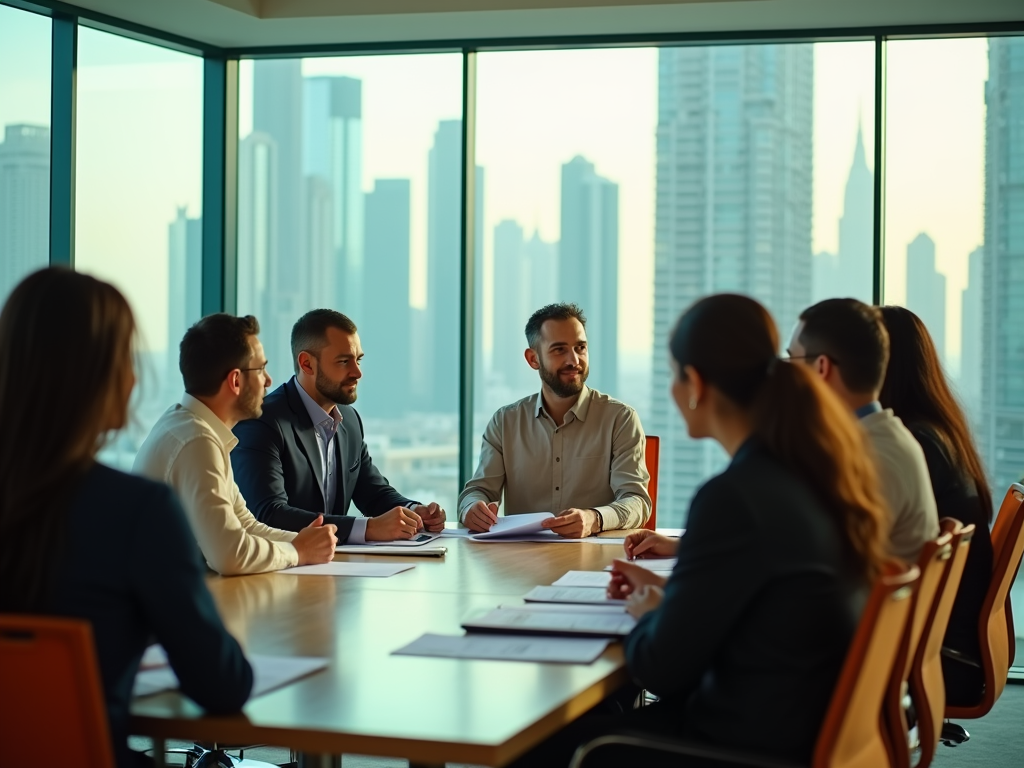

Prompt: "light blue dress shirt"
[294,376,369,544]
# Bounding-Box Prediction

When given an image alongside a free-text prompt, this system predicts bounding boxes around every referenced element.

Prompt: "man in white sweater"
[787,298,939,563]
[135,314,337,575]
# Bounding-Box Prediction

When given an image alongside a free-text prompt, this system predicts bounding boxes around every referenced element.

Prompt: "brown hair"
[798,298,890,395]
[879,305,992,522]
[180,313,260,396]
[290,309,358,374]
[525,303,587,350]
[671,294,889,580]
[0,268,136,611]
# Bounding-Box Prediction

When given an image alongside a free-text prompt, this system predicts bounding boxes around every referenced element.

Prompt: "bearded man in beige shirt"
[459,303,651,538]
[134,313,337,575]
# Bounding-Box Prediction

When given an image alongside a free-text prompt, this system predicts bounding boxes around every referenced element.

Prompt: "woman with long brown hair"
[879,304,993,706]
[509,294,890,767]
[0,268,252,767]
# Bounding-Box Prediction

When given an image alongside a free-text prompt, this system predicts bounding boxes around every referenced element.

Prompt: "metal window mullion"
[49,13,76,266]
[872,35,886,305]
[201,56,239,316]
[458,50,478,491]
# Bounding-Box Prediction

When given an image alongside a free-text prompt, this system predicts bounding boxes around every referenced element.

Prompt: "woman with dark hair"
[509,294,890,767]
[879,304,993,706]
[0,268,252,767]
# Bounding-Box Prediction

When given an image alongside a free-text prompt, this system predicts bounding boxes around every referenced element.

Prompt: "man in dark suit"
[232,309,446,543]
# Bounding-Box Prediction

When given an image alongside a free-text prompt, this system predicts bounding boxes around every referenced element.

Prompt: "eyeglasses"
[783,353,840,365]
[240,362,269,375]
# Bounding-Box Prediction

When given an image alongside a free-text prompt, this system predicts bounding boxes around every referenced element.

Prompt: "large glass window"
[884,35,1024,657]
[473,43,875,526]
[74,28,204,469]
[236,54,464,513]
[0,5,51,303]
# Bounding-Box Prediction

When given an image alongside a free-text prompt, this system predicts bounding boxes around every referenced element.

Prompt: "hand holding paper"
[469,512,555,540]
[607,559,669,600]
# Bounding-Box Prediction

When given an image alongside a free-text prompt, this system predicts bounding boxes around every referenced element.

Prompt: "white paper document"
[603,557,677,572]
[392,633,611,664]
[134,654,328,698]
[334,545,447,557]
[284,562,415,577]
[552,570,614,588]
[362,531,442,547]
[468,512,557,541]
[524,585,626,606]
[463,606,636,637]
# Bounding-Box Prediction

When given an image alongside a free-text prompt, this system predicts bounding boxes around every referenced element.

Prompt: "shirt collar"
[855,400,884,420]
[533,385,592,423]
[294,375,343,432]
[180,393,239,452]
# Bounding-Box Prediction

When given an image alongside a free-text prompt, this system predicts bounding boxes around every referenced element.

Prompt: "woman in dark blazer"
[509,294,891,767]
[880,305,994,706]
[0,268,253,768]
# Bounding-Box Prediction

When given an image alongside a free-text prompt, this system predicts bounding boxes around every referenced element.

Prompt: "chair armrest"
[569,732,805,768]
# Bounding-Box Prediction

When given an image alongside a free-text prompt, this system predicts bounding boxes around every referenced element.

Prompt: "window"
[473,43,875,525]
[0,5,50,303]
[884,35,1024,655]
[236,54,464,513]
[74,28,204,469]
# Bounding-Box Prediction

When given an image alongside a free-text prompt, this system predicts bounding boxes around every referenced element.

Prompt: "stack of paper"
[392,633,611,664]
[603,557,677,572]
[465,512,561,543]
[523,585,626,606]
[134,652,328,699]
[552,570,613,588]
[334,545,447,557]
[463,604,636,638]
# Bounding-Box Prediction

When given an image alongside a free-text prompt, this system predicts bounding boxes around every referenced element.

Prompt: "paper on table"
[463,607,636,637]
[469,512,556,540]
[335,545,447,557]
[134,654,328,699]
[498,602,627,615]
[392,633,611,664]
[284,562,415,577]
[552,570,613,588]
[524,586,626,606]
[603,557,677,572]
[363,531,442,547]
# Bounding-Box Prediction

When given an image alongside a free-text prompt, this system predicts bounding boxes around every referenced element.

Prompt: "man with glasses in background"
[134,314,338,575]
[787,298,938,562]
[232,309,445,544]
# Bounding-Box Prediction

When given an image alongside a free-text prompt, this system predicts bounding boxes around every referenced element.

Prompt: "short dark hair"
[180,314,260,397]
[798,298,889,394]
[525,303,587,350]
[290,309,358,374]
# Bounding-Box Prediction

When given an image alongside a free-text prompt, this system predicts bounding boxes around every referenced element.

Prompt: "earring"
[688,397,697,410]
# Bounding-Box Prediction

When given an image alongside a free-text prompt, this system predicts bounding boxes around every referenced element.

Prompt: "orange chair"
[885,527,957,768]
[944,483,1024,732]
[899,520,973,768]
[642,435,659,530]
[0,615,114,768]
[569,561,921,768]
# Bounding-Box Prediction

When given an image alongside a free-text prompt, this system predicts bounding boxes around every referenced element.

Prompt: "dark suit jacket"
[625,439,868,763]
[232,378,417,542]
[48,463,252,768]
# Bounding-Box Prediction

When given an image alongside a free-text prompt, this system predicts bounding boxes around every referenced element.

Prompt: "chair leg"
[940,721,970,747]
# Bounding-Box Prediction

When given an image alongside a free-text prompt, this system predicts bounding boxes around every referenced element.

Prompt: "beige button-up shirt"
[133,394,298,575]
[458,386,652,531]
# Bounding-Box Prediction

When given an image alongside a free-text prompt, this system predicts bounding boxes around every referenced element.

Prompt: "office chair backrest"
[886,529,955,768]
[0,614,114,768]
[910,520,973,768]
[947,483,1024,719]
[643,435,660,530]
[812,561,919,768]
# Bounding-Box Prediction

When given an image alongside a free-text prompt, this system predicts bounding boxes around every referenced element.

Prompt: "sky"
[0,2,996,369]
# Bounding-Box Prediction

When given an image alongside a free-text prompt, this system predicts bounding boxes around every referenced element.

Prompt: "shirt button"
[555,486,559,491]
[556,457,560,462]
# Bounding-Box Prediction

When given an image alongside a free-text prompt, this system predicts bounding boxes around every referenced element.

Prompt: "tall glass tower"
[0,124,49,301]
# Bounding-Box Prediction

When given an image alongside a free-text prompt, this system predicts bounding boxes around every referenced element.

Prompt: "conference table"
[130,531,643,767]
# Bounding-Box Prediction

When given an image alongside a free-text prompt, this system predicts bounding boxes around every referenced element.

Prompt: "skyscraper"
[0,124,49,299]
[559,155,619,396]
[492,220,533,391]
[361,178,412,414]
[905,232,947,365]
[425,119,483,414]
[960,246,984,418]
[304,76,364,319]
[650,45,813,523]
[981,37,1024,491]
[837,124,874,303]
[167,207,202,396]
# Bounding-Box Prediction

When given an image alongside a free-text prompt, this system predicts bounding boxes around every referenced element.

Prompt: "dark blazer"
[625,440,868,763]
[232,378,417,542]
[48,463,252,768]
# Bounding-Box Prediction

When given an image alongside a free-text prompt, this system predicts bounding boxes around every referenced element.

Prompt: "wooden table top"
[130,534,635,766]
